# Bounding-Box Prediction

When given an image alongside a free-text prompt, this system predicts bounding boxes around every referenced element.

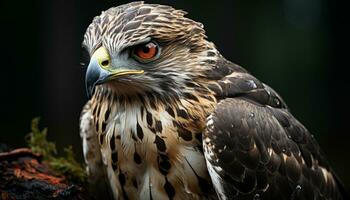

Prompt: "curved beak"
[85,47,144,98]
[85,57,109,98]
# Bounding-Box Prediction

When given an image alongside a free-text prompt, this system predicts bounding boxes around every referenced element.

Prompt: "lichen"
[26,117,87,185]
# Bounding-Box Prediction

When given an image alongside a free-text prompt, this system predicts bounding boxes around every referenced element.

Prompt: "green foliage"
[49,146,87,185]
[26,118,57,158]
[26,117,87,185]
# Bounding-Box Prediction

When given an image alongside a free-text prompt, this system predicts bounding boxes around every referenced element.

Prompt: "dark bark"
[0,147,88,200]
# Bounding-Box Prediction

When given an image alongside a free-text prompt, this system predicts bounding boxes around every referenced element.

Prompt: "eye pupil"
[133,42,159,61]
[142,46,150,53]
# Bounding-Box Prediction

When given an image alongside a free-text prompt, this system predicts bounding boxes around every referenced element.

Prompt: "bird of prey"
[80,2,347,200]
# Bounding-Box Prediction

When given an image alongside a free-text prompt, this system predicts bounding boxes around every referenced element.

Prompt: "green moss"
[26,117,87,185]
[49,146,87,185]
[26,118,57,158]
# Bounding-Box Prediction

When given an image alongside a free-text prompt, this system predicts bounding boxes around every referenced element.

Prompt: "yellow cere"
[92,46,144,77]
[92,46,111,70]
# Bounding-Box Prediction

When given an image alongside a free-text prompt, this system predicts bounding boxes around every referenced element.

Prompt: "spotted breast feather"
[81,85,218,200]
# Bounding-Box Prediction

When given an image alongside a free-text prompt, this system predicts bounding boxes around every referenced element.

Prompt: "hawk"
[80,2,347,200]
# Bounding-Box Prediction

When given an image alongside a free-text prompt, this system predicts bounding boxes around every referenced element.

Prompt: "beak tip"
[85,83,95,99]
[85,58,102,99]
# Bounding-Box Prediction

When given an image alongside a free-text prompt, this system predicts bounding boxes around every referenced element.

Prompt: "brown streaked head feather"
[82,1,220,99]
[83,1,206,54]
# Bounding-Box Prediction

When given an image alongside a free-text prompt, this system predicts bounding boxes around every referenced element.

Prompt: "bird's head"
[83,1,219,99]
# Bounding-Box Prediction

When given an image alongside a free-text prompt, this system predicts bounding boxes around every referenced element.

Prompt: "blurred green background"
[0,0,347,189]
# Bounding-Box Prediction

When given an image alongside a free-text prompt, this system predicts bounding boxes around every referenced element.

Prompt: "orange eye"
[133,42,159,61]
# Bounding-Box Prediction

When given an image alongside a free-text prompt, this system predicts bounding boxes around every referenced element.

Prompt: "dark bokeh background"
[0,0,348,189]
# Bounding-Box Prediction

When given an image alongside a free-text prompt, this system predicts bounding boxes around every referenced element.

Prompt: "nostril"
[101,60,109,67]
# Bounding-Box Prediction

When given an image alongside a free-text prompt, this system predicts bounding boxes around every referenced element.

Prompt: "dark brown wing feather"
[203,58,346,200]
